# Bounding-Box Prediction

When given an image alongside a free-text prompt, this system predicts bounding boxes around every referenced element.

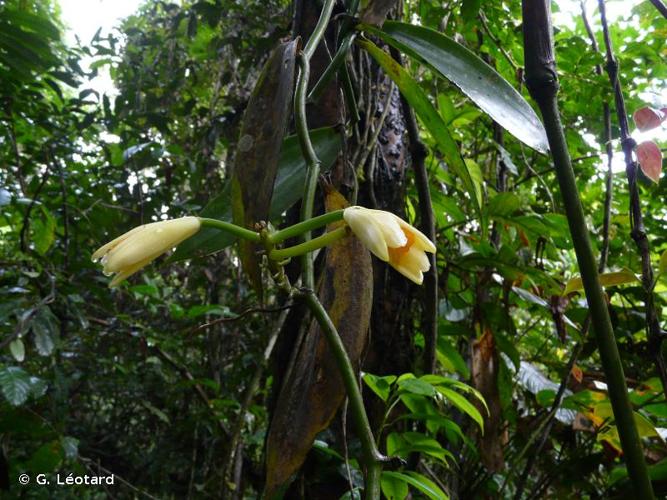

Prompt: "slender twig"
[521,2,654,498]
[191,304,294,334]
[598,0,667,401]
[514,10,618,490]
[222,303,291,490]
[356,80,394,174]
[580,0,614,274]
[477,12,520,77]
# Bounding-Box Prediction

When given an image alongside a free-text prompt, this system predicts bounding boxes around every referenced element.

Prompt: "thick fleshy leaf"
[365,21,549,153]
[633,106,666,131]
[636,140,663,183]
[564,269,639,295]
[358,38,482,219]
[168,128,342,262]
[231,39,297,294]
[264,189,373,496]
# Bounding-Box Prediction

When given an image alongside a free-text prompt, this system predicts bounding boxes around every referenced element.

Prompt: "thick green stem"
[302,290,383,499]
[269,226,347,261]
[198,218,261,243]
[268,209,344,244]
[294,0,336,291]
[522,2,654,498]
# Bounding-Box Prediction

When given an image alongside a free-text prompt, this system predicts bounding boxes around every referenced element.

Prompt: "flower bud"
[92,216,201,287]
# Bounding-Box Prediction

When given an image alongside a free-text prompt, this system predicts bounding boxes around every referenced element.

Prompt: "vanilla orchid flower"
[343,206,436,285]
[92,216,201,287]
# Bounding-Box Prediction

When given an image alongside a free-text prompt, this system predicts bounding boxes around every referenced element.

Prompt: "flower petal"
[343,206,390,261]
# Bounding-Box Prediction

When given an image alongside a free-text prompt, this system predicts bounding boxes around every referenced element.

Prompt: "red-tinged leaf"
[636,140,663,183]
[633,107,665,131]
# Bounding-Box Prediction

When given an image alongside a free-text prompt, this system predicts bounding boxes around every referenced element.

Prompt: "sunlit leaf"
[563,269,640,295]
[364,21,549,153]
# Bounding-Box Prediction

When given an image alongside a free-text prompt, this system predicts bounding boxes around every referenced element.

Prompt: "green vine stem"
[268,209,344,244]
[308,33,357,102]
[521,2,654,498]
[198,218,261,242]
[301,289,384,499]
[269,226,347,261]
[295,0,335,290]
[292,1,383,497]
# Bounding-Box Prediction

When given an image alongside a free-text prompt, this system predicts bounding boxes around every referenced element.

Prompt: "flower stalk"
[269,226,347,261]
[267,209,344,245]
[198,217,261,243]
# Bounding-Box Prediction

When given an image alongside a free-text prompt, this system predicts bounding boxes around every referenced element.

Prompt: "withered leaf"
[231,39,298,296]
[265,189,373,496]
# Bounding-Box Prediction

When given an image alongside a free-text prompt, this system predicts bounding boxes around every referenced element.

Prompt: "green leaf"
[658,249,667,276]
[563,269,640,295]
[461,0,482,23]
[32,206,56,255]
[397,376,436,397]
[27,441,63,473]
[437,386,484,432]
[9,338,25,362]
[436,338,469,378]
[365,21,549,153]
[381,471,448,500]
[387,432,453,465]
[381,471,409,500]
[0,366,32,406]
[362,373,396,402]
[487,192,521,218]
[169,128,342,262]
[358,38,482,221]
[31,306,58,356]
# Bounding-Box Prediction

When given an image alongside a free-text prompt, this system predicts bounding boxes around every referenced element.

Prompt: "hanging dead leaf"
[632,106,666,131]
[231,39,298,296]
[636,140,663,183]
[264,188,373,497]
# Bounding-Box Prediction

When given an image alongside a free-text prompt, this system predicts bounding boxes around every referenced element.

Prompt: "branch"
[649,0,667,20]
[521,1,654,498]
[597,0,667,400]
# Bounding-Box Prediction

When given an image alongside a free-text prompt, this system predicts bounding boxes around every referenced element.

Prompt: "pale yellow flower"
[343,206,436,284]
[92,216,201,287]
